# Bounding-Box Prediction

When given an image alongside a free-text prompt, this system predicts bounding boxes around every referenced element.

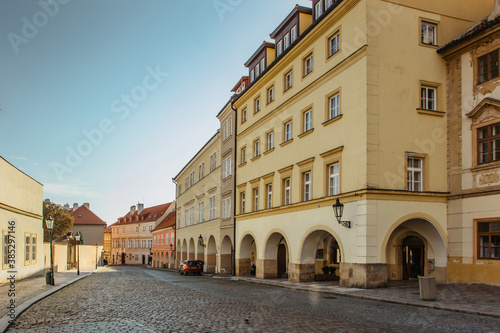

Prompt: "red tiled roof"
[152,211,176,232]
[438,16,500,54]
[117,202,172,225]
[70,205,107,225]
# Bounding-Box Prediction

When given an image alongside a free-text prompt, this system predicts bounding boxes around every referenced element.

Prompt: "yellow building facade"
[439,3,500,285]
[233,0,492,288]
[174,131,223,273]
[1,156,43,283]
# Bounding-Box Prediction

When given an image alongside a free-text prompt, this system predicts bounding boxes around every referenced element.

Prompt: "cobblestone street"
[7,266,500,333]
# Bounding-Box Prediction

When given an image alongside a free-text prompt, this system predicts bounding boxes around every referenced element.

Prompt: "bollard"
[419,276,437,301]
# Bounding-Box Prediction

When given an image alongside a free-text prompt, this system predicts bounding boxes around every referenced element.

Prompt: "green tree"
[43,201,74,242]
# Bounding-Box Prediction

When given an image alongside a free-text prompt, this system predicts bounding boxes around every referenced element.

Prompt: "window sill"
[264,148,275,155]
[322,114,343,126]
[222,135,233,144]
[238,162,247,168]
[417,108,445,117]
[419,42,439,49]
[280,139,294,147]
[251,155,261,162]
[471,161,500,173]
[298,129,314,138]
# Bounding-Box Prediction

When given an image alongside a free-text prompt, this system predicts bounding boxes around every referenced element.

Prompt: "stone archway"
[205,236,217,273]
[263,232,289,279]
[385,218,447,283]
[220,236,233,274]
[237,234,257,276]
[181,239,188,263]
[189,238,196,260]
[295,229,343,282]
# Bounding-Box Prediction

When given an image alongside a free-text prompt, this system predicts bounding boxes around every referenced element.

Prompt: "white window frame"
[328,163,340,196]
[209,195,216,219]
[285,121,293,141]
[284,178,291,205]
[284,33,290,50]
[189,206,194,226]
[253,188,259,211]
[199,201,205,222]
[421,86,436,111]
[304,172,311,201]
[254,140,260,157]
[421,22,437,46]
[304,110,312,132]
[242,109,247,123]
[329,33,340,57]
[241,147,247,164]
[255,64,260,78]
[267,132,274,150]
[255,97,261,113]
[260,58,265,73]
[250,69,255,83]
[277,40,283,56]
[199,162,205,180]
[268,86,274,103]
[304,55,313,76]
[329,93,340,119]
[267,184,272,209]
[407,157,423,192]
[241,192,246,214]
[291,25,298,43]
[285,71,293,90]
[210,152,217,172]
[184,209,189,227]
[325,0,333,9]
[315,1,323,20]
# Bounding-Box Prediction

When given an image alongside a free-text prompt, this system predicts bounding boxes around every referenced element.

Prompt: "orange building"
[152,211,176,269]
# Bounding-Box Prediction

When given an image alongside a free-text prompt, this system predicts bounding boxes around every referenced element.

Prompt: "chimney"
[44,199,51,203]
[138,203,144,214]
[73,203,78,211]
[83,202,90,209]
[488,0,500,21]
[63,204,69,211]
[130,205,136,214]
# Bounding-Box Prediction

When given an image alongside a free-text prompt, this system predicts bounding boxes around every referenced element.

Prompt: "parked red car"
[179,260,202,275]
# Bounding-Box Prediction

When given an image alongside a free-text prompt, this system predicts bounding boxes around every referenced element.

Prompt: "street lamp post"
[45,215,55,286]
[75,232,81,275]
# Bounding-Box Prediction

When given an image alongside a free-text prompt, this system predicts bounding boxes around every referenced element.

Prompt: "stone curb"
[220,276,500,319]
[0,267,105,333]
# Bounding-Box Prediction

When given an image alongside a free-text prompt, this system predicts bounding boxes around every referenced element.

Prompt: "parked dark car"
[180,260,202,275]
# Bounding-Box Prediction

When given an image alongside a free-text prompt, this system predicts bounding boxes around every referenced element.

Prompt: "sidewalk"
[220,275,500,318]
[0,268,99,332]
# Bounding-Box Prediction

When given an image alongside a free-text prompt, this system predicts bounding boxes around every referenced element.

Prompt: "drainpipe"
[230,94,238,276]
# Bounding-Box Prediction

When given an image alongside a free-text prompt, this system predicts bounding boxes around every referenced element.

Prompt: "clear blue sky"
[0,0,312,224]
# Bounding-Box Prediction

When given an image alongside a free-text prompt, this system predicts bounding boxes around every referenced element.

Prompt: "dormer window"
[260,58,265,74]
[250,69,255,83]
[255,63,260,78]
[315,1,323,20]
[291,25,298,43]
[284,33,290,50]
[277,41,283,56]
[325,0,333,10]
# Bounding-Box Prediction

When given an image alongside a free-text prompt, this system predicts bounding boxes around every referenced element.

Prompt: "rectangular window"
[129,240,133,248]
[199,201,204,222]
[315,1,323,20]
[267,132,274,151]
[325,0,333,9]
[328,163,340,196]
[148,239,152,249]
[255,64,260,78]
[260,58,265,74]
[135,240,140,248]
[421,86,436,110]
[329,93,340,119]
[285,121,293,141]
[285,70,293,91]
[255,97,261,113]
[223,198,231,218]
[141,240,146,249]
[142,225,146,232]
[284,33,290,50]
[242,109,247,123]
[250,69,255,83]
[148,225,152,231]
[478,221,500,259]
[171,233,174,245]
[268,86,275,103]
[421,22,437,46]
[209,196,216,219]
[189,206,194,226]
[241,192,246,214]
[329,33,340,57]
[184,209,189,227]
[291,25,298,43]
[190,171,195,186]
[304,110,312,132]
[241,147,247,164]
[31,235,36,262]
[304,55,313,76]
[129,227,132,232]
[284,178,291,205]
[25,234,30,264]
[478,50,499,84]
[122,240,126,248]
[253,188,259,211]
[161,235,164,245]
[223,156,232,178]
[254,140,260,157]
[122,228,125,233]
[478,123,500,164]
[277,40,283,56]
[185,177,189,190]
[135,226,139,232]
[407,157,423,192]
[267,184,273,209]
[210,152,217,172]
[199,163,205,180]
[304,172,311,201]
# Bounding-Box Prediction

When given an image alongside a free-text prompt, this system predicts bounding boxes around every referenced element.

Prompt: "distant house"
[66,203,106,246]
[110,202,175,265]
[152,211,176,269]
[0,156,43,283]
[103,225,112,265]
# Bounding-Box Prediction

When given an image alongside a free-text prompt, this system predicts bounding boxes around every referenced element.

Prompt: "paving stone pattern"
[7,266,500,333]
